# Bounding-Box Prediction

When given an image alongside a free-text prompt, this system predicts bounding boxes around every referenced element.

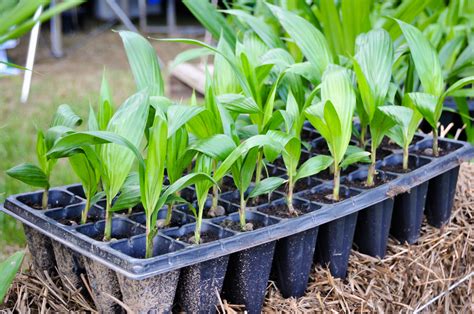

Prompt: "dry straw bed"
[1,163,473,313]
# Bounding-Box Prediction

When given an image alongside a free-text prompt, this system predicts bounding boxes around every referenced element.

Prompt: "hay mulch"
[1,163,473,313]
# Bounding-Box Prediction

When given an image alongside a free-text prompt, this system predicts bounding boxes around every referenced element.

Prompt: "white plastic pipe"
[21,6,43,103]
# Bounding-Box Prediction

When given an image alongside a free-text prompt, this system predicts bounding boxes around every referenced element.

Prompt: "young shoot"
[352,29,396,186]
[6,104,82,209]
[396,19,474,156]
[139,111,215,256]
[213,134,283,230]
[266,92,332,213]
[304,65,370,201]
[48,92,150,241]
[383,100,423,171]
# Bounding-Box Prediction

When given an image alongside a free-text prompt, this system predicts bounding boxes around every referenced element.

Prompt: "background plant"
[6,105,82,209]
[305,65,369,201]
[396,19,474,156]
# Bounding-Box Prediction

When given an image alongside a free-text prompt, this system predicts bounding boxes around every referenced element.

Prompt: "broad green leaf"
[396,19,444,97]
[224,9,284,49]
[142,114,167,216]
[187,134,236,161]
[369,107,397,149]
[240,148,259,194]
[382,0,433,40]
[98,72,114,131]
[295,155,334,182]
[183,0,236,48]
[214,134,282,181]
[341,0,372,56]
[119,31,164,96]
[267,4,333,81]
[443,76,474,99]
[111,185,140,212]
[248,177,286,199]
[6,163,48,188]
[166,104,205,137]
[340,151,371,169]
[213,35,240,95]
[318,0,344,57]
[217,94,261,114]
[407,92,438,128]
[68,153,99,199]
[100,92,149,200]
[353,29,393,121]
[50,104,82,128]
[0,251,25,304]
[320,66,356,158]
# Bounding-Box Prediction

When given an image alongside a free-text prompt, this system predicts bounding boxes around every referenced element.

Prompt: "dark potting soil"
[24,200,51,210]
[179,188,197,203]
[220,177,237,193]
[277,179,316,194]
[412,144,456,158]
[89,232,131,242]
[273,153,310,169]
[57,215,103,226]
[379,135,423,151]
[219,219,264,232]
[304,188,358,204]
[183,232,220,244]
[116,206,143,215]
[376,148,393,159]
[247,193,284,207]
[380,159,419,173]
[316,165,358,181]
[344,173,389,189]
[258,203,313,218]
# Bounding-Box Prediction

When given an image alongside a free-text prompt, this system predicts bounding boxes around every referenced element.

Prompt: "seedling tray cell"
[1,135,473,282]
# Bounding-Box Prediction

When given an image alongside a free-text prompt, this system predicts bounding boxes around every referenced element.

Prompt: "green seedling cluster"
[6,1,474,259]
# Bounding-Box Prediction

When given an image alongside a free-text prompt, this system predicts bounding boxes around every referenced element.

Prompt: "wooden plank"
[170,63,213,95]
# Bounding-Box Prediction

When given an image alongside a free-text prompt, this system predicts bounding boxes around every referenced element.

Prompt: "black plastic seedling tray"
[2,133,473,284]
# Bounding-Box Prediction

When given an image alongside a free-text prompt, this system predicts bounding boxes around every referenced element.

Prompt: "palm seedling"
[267,92,333,214]
[7,105,82,209]
[159,33,291,187]
[139,109,215,256]
[395,19,474,156]
[304,65,370,201]
[213,134,283,230]
[49,91,150,241]
[352,29,399,186]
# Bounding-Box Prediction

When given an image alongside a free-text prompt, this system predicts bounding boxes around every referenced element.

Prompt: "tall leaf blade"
[396,19,444,97]
[119,31,164,96]
[100,92,149,199]
[267,4,333,81]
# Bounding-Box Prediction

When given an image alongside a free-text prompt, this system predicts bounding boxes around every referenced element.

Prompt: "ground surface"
[0,25,197,256]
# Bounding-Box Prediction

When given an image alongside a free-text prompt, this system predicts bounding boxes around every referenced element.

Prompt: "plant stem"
[366,144,377,187]
[287,177,295,215]
[145,218,153,259]
[360,126,366,148]
[211,183,219,210]
[103,201,112,241]
[164,201,173,226]
[80,196,91,224]
[194,202,204,244]
[255,149,263,185]
[42,188,49,210]
[239,191,246,230]
[433,127,439,157]
[403,144,409,171]
[333,164,340,201]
